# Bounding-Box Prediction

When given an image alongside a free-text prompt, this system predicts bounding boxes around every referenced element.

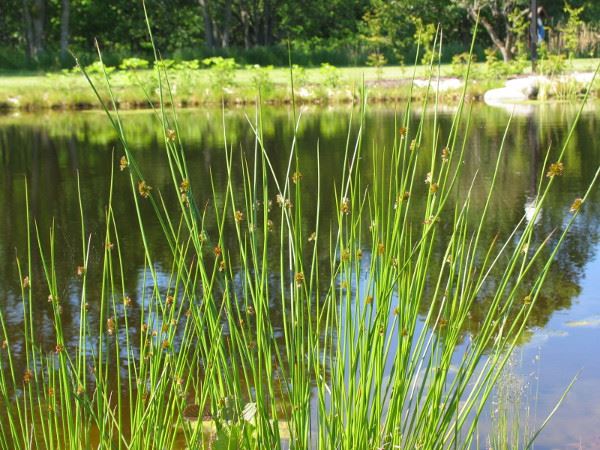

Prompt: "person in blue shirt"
[537,6,547,44]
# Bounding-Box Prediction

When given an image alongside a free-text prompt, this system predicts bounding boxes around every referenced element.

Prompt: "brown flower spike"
[138,180,152,198]
[546,162,564,178]
[570,198,583,213]
[119,155,129,171]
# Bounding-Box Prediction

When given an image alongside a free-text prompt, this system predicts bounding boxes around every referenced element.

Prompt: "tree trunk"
[31,0,45,57]
[241,7,250,49]
[22,0,36,58]
[221,0,232,47]
[252,0,260,47]
[469,8,513,62]
[198,0,214,48]
[263,0,272,45]
[60,0,70,62]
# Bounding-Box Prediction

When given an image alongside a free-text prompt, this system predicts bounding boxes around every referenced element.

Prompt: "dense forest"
[1,0,600,69]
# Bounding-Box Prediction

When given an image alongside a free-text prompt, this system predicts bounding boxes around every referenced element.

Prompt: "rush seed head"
[441,147,450,162]
[570,197,583,213]
[119,155,129,171]
[138,180,152,198]
[546,162,564,178]
[340,197,350,214]
[166,128,176,142]
[179,179,190,193]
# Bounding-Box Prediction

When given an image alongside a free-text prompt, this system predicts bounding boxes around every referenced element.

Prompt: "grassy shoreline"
[1,59,599,112]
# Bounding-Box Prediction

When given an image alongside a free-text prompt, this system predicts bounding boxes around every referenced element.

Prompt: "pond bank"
[0,75,491,112]
[1,63,599,112]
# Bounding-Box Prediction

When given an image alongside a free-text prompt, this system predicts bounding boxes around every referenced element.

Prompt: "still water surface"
[1,104,599,448]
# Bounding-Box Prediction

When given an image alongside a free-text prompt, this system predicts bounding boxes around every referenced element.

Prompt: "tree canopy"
[1,0,599,69]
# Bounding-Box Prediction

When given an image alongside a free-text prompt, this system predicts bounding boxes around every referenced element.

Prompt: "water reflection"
[1,104,600,446]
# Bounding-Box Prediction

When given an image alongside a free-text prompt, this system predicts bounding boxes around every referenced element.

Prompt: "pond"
[1,103,599,448]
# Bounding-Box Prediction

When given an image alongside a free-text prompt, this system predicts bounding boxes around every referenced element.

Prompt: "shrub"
[119,57,150,71]
[248,64,275,95]
[319,63,341,88]
[202,56,237,91]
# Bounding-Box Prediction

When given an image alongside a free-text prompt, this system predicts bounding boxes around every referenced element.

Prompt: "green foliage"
[248,64,275,95]
[120,57,150,71]
[366,52,387,80]
[319,63,341,88]
[154,59,177,70]
[412,17,438,65]
[83,61,116,75]
[174,59,200,71]
[483,48,526,79]
[450,52,474,78]
[507,7,529,59]
[292,64,309,87]
[563,2,586,58]
[202,57,237,91]
[537,42,567,76]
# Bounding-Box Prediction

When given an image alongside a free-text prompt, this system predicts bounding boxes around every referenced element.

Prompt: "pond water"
[1,103,599,448]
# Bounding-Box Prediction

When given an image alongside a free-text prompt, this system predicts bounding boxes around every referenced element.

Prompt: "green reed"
[1,10,599,450]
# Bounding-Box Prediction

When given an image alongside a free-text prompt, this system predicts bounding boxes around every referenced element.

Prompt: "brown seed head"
[546,162,564,178]
[340,197,350,215]
[341,248,351,262]
[179,179,190,193]
[441,147,450,162]
[107,317,115,336]
[570,198,583,213]
[119,155,129,171]
[138,180,152,198]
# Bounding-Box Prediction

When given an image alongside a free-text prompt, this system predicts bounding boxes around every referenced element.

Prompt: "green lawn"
[1,59,598,111]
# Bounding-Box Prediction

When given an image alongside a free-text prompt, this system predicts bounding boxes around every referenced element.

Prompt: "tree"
[455,0,529,62]
[60,0,69,61]
[22,0,46,59]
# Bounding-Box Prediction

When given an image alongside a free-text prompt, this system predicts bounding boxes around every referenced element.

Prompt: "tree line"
[1,0,599,70]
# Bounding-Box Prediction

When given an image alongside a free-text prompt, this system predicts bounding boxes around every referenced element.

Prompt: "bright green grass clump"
[0,16,599,450]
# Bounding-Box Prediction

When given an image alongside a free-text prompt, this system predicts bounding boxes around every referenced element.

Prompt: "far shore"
[1,59,599,112]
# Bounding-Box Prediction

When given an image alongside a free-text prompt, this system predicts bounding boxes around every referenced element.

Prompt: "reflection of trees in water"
[1,106,599,365]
